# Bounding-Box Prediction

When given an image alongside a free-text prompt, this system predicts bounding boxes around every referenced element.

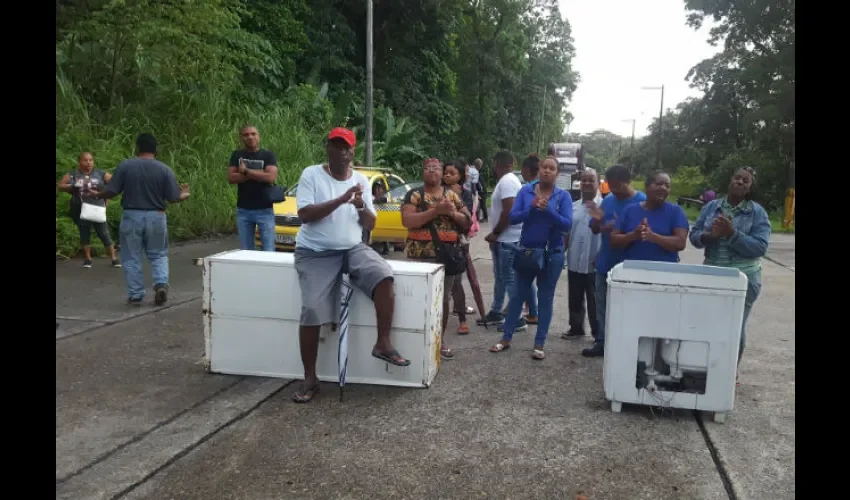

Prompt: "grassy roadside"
[679,202,794,234]
[629,180,794,234]
[56,88,332,259]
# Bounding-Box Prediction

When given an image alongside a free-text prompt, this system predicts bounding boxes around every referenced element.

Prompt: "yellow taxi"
[257,167,420,251]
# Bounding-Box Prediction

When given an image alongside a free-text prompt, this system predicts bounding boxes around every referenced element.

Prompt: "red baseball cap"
[328,127,356,147]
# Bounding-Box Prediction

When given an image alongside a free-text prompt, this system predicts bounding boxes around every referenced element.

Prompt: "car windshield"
[389,181,422,200]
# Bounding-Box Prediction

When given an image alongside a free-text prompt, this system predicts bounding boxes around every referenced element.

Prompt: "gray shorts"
[294,242,394,326]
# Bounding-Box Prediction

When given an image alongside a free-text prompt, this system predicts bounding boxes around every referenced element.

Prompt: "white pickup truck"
[550,142,584,201]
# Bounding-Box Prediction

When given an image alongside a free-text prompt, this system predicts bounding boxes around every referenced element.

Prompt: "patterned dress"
[403,187,466,259]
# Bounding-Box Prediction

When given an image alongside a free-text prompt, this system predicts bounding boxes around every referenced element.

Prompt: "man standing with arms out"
[581,165,645,357]
[87,133,190,306]
[227,125,279,251]
[563,169,602,339]
[292,127,408,404]
[479,151,528,329]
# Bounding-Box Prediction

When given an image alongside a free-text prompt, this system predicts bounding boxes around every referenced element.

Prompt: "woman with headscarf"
[689,167,770,375]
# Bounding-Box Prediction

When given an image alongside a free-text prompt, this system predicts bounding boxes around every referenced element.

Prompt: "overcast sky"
[557,0,721,138]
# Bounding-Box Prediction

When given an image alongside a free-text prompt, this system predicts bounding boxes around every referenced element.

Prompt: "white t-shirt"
[295,165,375,251]
[489,173,523,243]
[464,166,480,192]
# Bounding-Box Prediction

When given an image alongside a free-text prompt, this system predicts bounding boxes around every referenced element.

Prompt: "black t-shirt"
[229,149,278,210]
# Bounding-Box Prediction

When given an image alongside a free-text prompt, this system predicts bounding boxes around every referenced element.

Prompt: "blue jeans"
[120,210,169,300]
[237,207,275,251]
[593,271,609,346]
[489,242,538,316]
[501,250,565,347]
[740,269,762,363]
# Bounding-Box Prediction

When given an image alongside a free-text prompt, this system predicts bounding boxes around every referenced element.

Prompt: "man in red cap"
[291,127,408,403]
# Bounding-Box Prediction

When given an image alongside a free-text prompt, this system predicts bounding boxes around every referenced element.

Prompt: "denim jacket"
[689,198,771,263]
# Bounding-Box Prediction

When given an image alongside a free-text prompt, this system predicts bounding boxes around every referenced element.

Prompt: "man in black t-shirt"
[227,125,280,251]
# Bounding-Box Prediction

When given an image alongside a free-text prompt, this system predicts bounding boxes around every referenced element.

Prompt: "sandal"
[292,382,321,403]
[457,322,470,335]
[440,345,455,359]
[489,342,511,353]
[531,348,545,360]
[372,348,411,367]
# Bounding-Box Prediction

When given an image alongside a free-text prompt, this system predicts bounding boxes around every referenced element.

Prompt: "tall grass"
[56,81,332,257]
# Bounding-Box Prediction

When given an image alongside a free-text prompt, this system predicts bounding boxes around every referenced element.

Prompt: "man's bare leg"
[294,325,321,402]
[371,278,410,365]
[299,325,321,384]
[373,278,395,352]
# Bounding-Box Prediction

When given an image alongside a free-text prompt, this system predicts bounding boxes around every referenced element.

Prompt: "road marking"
[56,296,201,341]
[56,378,292,500]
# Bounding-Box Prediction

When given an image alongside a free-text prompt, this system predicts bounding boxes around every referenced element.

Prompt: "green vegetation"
[56,0,579,256]
[632,167,794,235]
[571,1,794,224]
[56,1,794,256]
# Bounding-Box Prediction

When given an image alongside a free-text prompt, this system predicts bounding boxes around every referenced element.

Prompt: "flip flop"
[371,348,411,367]
[489,342,510,353]
[292,382,321,403]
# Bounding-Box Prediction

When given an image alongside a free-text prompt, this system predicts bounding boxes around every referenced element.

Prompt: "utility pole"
[656,84,664,170]
[783,140,795,228]
[537,85,547,154]
[641,85,664,170]
[621,118,636,166]
[365,0,374,167]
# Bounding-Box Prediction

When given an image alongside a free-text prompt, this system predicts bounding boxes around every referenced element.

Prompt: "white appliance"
[202,250,445,388]
[603,260,747,423]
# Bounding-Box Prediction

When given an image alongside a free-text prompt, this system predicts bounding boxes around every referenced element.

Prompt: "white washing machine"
[602,260,748,423]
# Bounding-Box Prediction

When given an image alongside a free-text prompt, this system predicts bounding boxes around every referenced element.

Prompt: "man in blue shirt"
[581,165,645,358]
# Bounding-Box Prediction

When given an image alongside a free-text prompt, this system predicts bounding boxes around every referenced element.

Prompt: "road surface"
[56,231,795,500]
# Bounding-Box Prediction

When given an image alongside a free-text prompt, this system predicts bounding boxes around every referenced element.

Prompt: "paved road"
[56,231,795,500]
[765,233,795,271]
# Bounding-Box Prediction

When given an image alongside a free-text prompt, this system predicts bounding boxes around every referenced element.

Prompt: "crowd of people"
[58,126,771,403]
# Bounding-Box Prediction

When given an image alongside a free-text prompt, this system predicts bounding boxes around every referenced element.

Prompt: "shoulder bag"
[80,201,107,223]
[264,184,286,204]
[512,188,566,275]
[418,187,467,276]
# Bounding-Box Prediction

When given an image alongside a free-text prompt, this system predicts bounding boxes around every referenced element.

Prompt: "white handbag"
[80,202,107,223]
